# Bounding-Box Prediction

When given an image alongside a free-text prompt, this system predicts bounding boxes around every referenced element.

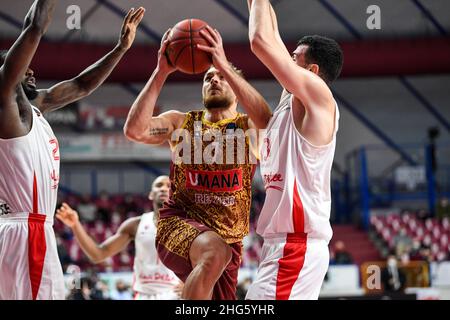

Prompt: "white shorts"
[0,213,65,300]
[246,233,329,300]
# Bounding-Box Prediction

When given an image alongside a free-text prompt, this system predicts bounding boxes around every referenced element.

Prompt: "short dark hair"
[297,35,343,84]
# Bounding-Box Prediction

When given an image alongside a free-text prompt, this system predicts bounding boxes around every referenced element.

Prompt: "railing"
[335,142,450,228]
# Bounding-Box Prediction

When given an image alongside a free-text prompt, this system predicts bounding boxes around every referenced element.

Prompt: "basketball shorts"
[246,233,329,300]
[0,213,65,300]
[156,207,242,300]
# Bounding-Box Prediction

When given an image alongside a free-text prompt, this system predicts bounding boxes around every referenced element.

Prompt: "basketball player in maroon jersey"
[124,26,272,299]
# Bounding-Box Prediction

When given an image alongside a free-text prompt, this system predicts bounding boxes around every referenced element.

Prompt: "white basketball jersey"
[0,106,60,217]
[133,212,179,296]
[0,105,64,300]
[257,94,339,243]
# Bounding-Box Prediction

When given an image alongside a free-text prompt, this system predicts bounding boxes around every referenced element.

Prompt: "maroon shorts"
[156,206,242,300]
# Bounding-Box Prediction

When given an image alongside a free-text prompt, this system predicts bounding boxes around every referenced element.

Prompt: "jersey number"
[49,138,60,161]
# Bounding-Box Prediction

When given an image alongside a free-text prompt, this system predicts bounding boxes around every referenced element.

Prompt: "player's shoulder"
[161,109,186,119]
[293,81,334,112]
[159,110,187,129]
[119,215,142,236]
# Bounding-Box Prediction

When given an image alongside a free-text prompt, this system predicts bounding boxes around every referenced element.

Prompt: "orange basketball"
[165,19,213,75]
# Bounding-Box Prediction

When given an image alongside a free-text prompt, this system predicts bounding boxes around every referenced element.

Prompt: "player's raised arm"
[248,0,333,111]
[56,203,139,264]
[0,0,56,139]
[0,0,55,96]
[197,25,272,129]
[124,29,185,145]
[34,7,145,113]
[247,0,290,58]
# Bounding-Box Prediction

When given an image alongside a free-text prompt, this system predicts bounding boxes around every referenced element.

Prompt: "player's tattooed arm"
[149,127,169,136]
[34,7,145,113]
[0,0,56,138]
[125,107,185,146]
[124,29,184,146]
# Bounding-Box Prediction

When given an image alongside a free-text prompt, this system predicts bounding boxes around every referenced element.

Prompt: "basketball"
[165,19,213,74]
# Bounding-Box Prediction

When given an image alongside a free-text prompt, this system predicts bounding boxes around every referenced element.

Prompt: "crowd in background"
[54,190,450,299]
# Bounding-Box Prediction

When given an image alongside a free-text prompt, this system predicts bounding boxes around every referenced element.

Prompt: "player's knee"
[206,241,232,269]
[198,249,230,281]
[192,233,231,274]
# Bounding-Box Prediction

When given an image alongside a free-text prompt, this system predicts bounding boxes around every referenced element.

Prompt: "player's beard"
[203,95,233,110]
[21,82,38,101]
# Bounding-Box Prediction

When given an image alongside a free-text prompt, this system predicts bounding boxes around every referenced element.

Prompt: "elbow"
[90,248,107,264]
[25,23,46,37]
[249,33,266,55]
[75,79,94,98]
[90,256,104,264]
[123,123,138,141]
[124,123,146,143]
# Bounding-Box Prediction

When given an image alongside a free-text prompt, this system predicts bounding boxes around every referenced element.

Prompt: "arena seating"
[371,212,450,262]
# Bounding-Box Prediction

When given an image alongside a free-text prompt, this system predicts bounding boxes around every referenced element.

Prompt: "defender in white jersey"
[0,104,64,299]
[0,1,144,300]
[56,176,183,300]
[246,0,344,299]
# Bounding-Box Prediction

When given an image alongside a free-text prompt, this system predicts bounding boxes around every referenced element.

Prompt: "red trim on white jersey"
[28,174,47,300]
[32,172,38,214]
[275,233,307,300]
[292,179,305,233]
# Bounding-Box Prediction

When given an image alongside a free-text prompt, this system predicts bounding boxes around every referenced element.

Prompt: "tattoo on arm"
[149,128,169,136]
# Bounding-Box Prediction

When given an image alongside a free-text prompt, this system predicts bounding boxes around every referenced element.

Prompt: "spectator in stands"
[88,272,110,300]
[96,191,112,222]
[381,254,406,293]
[76,195,98,223]
[95,279,111,300]
[123,194,139,214]
[418,245,433,263]
[394,228,412,257]
[409,238,423,261]
[332,241,353,265]
[417,209,431,221]
[67,277,93,300]
[110,279,132,300]
[436,197,450,219]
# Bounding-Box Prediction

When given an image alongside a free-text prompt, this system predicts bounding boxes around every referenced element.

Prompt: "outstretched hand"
[56,202,79,228]
[197,25,229,72]
[118,7,146,51]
